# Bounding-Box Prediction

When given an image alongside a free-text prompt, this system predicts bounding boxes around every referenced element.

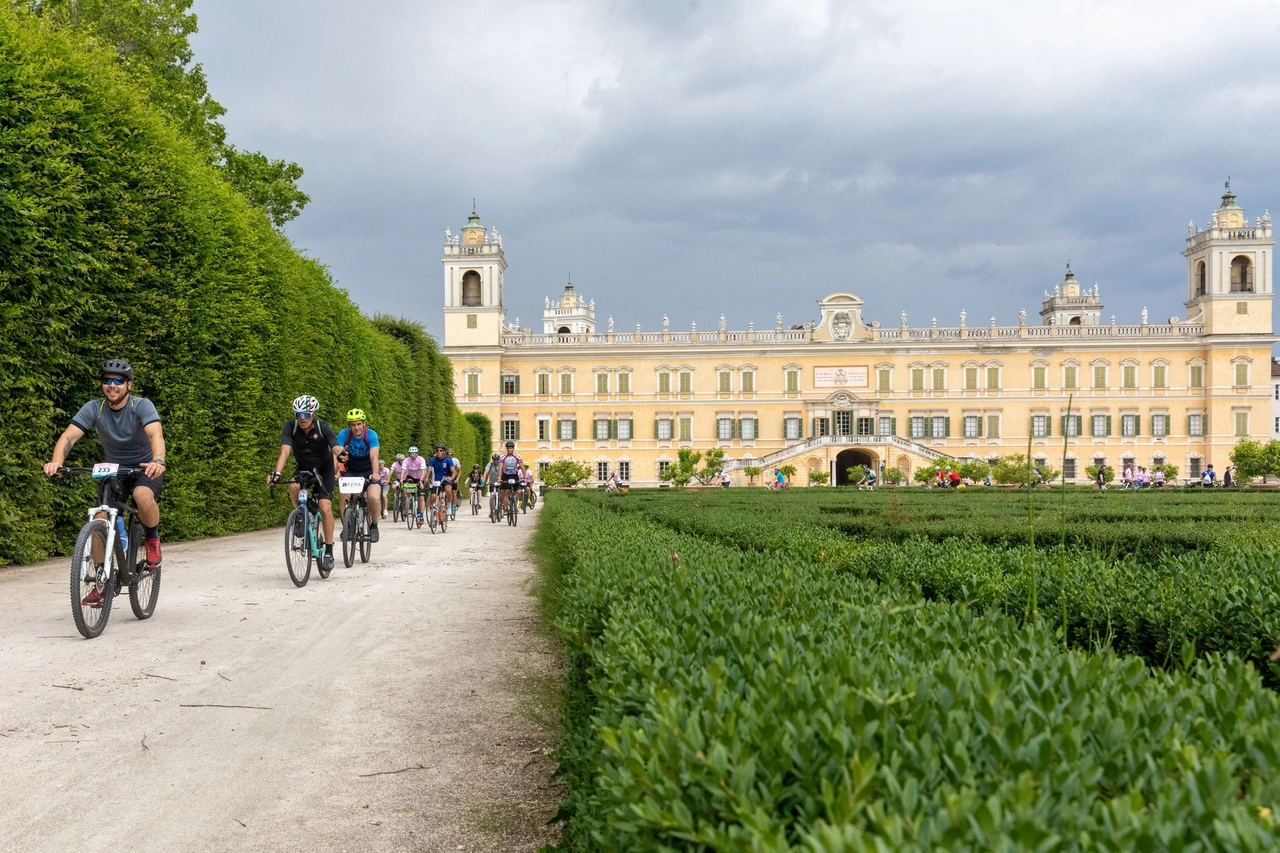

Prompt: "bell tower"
[442,208,508,348]
[1183,183,1274,335]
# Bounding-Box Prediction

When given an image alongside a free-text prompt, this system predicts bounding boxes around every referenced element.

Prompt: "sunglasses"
[295,412,314,419]
[101,376,128,386]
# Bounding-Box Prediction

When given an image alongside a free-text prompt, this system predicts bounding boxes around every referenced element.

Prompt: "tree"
[914,465,940,485]
[992,455,1039,486]
[1152,462,1179,480]
[778,464,797,484]
[659,448,726,487]
[845,465,866,485]
[541,459,592,488]
[809,470,830,486]
[1085,465,1115,486]
[742,465,761,486]
[220,147,311,227]
[881,467,904,485]
[957,460,989,482]
[1229,439,1280,483]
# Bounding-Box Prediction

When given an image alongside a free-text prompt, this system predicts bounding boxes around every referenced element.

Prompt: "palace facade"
[441,189,1275,486]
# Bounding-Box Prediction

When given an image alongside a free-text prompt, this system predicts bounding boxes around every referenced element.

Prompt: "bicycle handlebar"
[55,465,149,478]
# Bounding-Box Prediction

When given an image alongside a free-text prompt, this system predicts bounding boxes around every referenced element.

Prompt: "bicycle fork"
[85,503,120,585]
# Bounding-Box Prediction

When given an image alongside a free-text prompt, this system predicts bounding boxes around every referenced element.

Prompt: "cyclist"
[377,459,391,519]
[466,463,484,511]
[336,409,382,542]
[388,453,405,512]
[517,460,534,507]
[446,447,462,519]
[497,441,523,517]
[400,446,429,523]
[483,452,502,520]
[426,445,456,522]
[268,394,343,572]
[44,359,168,588]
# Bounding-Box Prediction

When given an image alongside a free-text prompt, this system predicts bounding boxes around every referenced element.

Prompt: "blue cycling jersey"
[336,427,379,474]
[427,455,454,481]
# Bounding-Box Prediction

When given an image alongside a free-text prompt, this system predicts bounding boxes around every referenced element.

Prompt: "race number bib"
[92,462,120,479]
[339,477,367,495]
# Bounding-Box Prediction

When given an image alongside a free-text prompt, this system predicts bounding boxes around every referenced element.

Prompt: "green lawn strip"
[535,494,1280,851]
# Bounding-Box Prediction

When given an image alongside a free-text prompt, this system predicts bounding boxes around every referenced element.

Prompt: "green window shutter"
[572,419,578,439]
[945,417,951,437]
[609,419,617,439]
[731,419,739,439]
[924,418,933,438]
[514,375,521,395]
[1061,415,1067,436]
[976,416,983,437]
[1134,416,1140,436]
[1075,416,1082,436]
[1187,414,1192,436]
[891,417,897,436]
[515,420,521,440]
[654,419,660,439]
[1105,415,1112,436]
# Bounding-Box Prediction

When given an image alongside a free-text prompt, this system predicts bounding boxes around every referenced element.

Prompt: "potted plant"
[743,465,762,487]
[778,464,797,487]
[881,467,904,486]
[808,470,830,486]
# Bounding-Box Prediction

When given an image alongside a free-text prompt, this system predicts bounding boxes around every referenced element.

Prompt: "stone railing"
[500,322,1204,348]
[720,434,950,471]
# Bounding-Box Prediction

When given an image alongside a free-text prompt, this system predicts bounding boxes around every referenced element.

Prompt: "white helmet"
[292,395,319,414]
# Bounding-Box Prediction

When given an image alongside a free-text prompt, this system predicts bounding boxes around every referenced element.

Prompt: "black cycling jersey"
[281,419,338,472]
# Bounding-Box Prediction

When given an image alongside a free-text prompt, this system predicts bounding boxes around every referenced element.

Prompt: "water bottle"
[115,516,129,553]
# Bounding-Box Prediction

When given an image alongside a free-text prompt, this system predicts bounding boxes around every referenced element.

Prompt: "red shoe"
[145,537,162,569]
[81,585,104,608]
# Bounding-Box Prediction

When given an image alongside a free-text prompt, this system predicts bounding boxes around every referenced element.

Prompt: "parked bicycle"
[273,469,329,587]
[58,464,161,639]
[340,476,374,567]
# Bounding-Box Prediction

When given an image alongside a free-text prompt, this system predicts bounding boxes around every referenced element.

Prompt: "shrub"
[808,470,830,485]
[881,467,904,485]
[957,459,989,481]
[542,459,592,488]
[1086,464,1116,485]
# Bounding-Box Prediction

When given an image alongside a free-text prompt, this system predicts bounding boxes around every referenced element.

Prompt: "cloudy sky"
[190,0,1280,341]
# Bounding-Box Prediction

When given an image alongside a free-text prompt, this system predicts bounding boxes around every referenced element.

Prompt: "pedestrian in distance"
[44,359,168,578]
[1096,466,1107,491]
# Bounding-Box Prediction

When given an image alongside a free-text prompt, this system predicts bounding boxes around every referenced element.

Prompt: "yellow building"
[441,189,1274,485]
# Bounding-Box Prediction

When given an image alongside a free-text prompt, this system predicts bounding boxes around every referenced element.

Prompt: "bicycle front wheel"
[285,507,310,587]
[70,519,114,639]
[341,505,356,568]
[391,490,401,523]
[359,507,372,563]
[405,492,416,530]
[507,496,518,527]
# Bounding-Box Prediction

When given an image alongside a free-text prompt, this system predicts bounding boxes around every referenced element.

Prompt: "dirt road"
[0,503,560,852]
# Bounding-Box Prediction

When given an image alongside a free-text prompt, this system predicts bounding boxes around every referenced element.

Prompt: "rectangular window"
[537,419,550,440]
[537,373,550,395]
[1236,412,1249,436]
[679,372,692,394]
[878,369,891,393]
[719,372,731,393]
[741,372,754,393]
[558,419,575,441]
[931,415,947,438]
[560,373,572,395]
[786,370,799,393]
[1153,366,1166,389]
[501,419,519,441]
[1065,415,1079,437]
[1188,414,1204,436]
[909,416,925,439]
[466,373,479,395]
[618,461,630,481]
[617,419,632,440]
[1064,366,1077,389]
[987,367,1000,390]
[856,417,874,437]
[1190,365,1203,389]
[658,459,671,478]
[466,314,477,328]
[1123,365,1136,389]
[657,419,673,441]
[963,415,980,438]
[1032,415,1047,437]
[618,373,631,394]
[596,373,608,394]
[932,368,945,391]
[784,417,801,440]
[596,461,609,482]
[815,417,830,437]
[834,411,852,436]
[1236,363,1249,387]
[1091,414,1107,436]
[911,368,924,392]
[1151,414,1167,437]
[1238,301,1249,314]
[595,419,610,440]
[878,416,892,436]
[1093,366,1106,389]
[965,367,978,391]
[1033,366,1046,390]
[1063,458,1077,479]
[1189,457,1202,477]
[501,375,519,395]
[740,418,756,440]
[986,414,1000,438]
[537,461,550,478]
[658,372,671,394]
[1121,414,1137,436]
[679,417,692,441]
[717,418,733,440]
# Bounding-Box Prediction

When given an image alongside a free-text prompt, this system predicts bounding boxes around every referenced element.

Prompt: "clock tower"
[442,209,508,348]
[1182,184,1274,335]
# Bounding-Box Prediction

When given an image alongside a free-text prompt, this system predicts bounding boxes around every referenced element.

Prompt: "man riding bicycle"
[399,446,429,523]
[268,395,343,572]
[466,463,484,511]
[336,409,382,542]
[44,359,168,594]
[483,453,502,519]
[426,445,457,522]
[497,441,523,516]
[445,446,462,520]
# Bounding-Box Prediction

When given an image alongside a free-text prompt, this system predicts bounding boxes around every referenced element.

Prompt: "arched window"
[1195,261,1206,297]
[557,326,571,335]
[1068,316,1081,326]
[461,270,482,305]
[1230,256,1254,293]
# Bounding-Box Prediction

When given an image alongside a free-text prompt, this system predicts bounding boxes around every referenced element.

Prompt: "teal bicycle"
[272,469,329,587]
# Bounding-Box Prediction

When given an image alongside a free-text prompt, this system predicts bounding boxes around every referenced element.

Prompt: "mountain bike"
[340,476,374,567]
[427,484,448,533]
[500,480,519,527]
[58,464,161,639]
[390,481,403,523]
[401,479,421,530]
[273,469,327,587]
[489,484,500,523]
[520,485,532,513]
[470,483,482,515]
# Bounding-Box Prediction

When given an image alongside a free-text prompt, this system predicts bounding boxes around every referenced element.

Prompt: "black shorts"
[295,463,336,501]
[104,469,164,504]
[500,476,520,489]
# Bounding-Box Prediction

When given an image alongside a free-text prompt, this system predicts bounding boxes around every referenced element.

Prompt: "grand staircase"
[720,434,952,471]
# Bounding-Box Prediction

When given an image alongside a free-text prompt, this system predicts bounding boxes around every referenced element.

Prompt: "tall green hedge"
[0,8,466,565]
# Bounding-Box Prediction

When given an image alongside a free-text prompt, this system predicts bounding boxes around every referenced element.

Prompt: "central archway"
[835,448,875,486]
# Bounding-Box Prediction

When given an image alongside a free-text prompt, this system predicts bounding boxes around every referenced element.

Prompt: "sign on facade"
[813,367,868,388]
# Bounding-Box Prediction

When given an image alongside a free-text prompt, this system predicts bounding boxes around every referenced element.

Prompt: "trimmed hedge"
[0,8,466,564]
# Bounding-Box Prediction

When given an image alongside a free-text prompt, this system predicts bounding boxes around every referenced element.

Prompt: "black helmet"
[473,463,481,469]
[505,440,515,448]
[491,453,500,460]
[101,358,134,381]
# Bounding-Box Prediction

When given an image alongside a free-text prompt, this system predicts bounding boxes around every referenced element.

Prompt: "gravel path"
[0,502,560,852]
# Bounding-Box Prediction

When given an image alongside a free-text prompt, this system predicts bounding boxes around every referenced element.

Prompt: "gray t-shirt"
[70,396,161,466]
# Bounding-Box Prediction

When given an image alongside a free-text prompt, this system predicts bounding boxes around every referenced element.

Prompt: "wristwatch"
[154,458,166,466]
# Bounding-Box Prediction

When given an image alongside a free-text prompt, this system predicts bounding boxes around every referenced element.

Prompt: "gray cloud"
[190,0,1280,340]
